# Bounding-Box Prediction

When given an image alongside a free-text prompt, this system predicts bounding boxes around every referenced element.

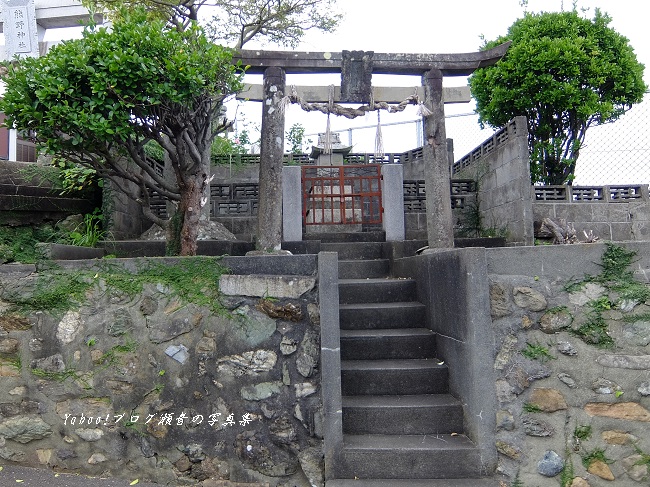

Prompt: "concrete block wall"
[104,178,150,240]
[453,116,534,245]
[534,188,650,243]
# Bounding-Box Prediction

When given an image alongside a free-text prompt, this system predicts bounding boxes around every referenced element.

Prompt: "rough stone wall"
[0,258,323,487]
[487,244,650,486]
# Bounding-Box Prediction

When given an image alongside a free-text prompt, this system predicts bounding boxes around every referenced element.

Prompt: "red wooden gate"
[301,165,383,226]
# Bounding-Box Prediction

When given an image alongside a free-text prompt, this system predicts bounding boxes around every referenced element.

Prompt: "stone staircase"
[315,232,496,487]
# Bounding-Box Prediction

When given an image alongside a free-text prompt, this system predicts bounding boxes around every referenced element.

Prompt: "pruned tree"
[0,9,244,255]
[469,9,646,185]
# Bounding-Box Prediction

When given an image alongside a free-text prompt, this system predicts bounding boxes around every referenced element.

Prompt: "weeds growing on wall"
[632,444,650,468]
[573,425,593,442]
[559,452,575,487]
[521,341,555,362]
[581,448,612,469]
[510,472,525,487]
[8,257,228,316]
[564,243,650,348]
[523,403,542,413]
[30,336,137,388]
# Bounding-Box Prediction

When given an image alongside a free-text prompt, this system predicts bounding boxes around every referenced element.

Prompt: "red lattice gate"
[301,165,383,226]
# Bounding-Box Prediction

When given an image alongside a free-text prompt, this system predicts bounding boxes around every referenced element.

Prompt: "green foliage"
[589,296,612,311]
[98,257,229,314]
[1,354,22,371]
[581,448,612,469]
[574,309,614,348]
[143,141,164,163]
[83,0,342,50]
[632,443,650,468]
[12,268,95,314]
[623,312,650,323]
[574,425,592,441]
[547,305,569,313]
[211,130,252,160]
[53,159,102,196]
[31,365,94,389]
[96,337,138,368]
[599,243,637,281]
[18,159,100,197]
[566,244,650,348]
[205,0,342,49]
[0,8,244,256]
[9,257,228,315]
[470,9,646,184]
[559,453,575,487]
[65,210,106,248]
[523,403,542,413]
[0,225,64,264]
[510,471,525,487]
[521,342,555,362]
[286,123,307,154]
[595,244,650,303]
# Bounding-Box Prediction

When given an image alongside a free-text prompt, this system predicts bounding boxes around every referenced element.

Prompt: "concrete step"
[339,278,417,304]
[321,242,383,260]
[340,328,435,360]
[338,434,483,479]
[342,394,463,435]
[341,359,448,395]
[304,231,386,243]
[327,479,500,487]
[338,259,389,279]
[339,302,426,330]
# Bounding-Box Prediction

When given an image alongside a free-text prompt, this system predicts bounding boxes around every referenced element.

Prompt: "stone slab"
[219,274,316,298]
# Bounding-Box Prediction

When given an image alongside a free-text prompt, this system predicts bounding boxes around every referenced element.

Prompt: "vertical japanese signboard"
[3,0,39,59]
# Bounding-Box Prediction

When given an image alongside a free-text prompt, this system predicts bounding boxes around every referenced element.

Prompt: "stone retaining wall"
[486,243,650,486]
[0,256,324,487]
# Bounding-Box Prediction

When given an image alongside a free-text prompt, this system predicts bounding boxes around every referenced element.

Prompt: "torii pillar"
[257,66,286,252]
[423,68,453,247]
[235,43,510,250]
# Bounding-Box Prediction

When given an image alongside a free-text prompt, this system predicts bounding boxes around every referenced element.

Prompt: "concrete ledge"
[392,248,497,473]
[318,252,343,480]
[34,254,318,277]
[102,240,255,258]
[35,243,104,261]
[219,274,316,298]
[485,241,650,281]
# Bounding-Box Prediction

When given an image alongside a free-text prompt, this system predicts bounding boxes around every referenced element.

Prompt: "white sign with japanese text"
[2,0,39,59]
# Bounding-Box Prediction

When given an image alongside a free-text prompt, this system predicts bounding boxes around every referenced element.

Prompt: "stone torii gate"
[234,44,510,250]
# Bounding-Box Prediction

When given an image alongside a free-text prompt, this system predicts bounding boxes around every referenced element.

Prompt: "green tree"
[0,9,243,255]
[286,123,307,154]
[469,9,646,185]
[84,0,342,48]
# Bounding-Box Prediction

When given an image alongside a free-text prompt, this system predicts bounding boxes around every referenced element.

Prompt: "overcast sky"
[29,0,650,157]
[231,0,649,154]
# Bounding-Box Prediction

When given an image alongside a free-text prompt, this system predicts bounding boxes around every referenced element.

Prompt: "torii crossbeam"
[236,43,510,251]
